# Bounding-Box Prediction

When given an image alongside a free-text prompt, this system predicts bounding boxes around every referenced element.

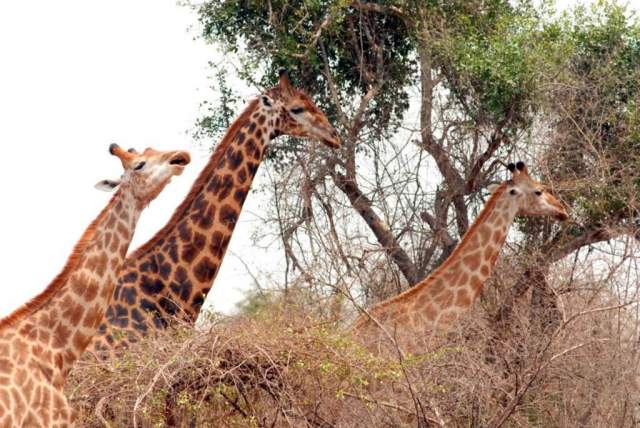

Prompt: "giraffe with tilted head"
[0,144,190,427]
[352,161,569,355]
[89,69,340,356]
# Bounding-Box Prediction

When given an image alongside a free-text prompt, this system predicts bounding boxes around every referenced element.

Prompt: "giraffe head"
[95,143,191,204]
[261,68,340,148]
[505,161,569,221]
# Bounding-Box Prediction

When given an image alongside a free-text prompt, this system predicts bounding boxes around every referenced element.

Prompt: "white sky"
[0,0,261,317]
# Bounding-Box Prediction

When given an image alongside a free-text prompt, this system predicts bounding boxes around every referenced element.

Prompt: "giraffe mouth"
[316,126,340,149]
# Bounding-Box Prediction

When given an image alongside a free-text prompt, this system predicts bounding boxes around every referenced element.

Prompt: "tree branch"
[333,171,420,285]
[493,224,629,330]
[466,105,514,192]
[350,1,411,27]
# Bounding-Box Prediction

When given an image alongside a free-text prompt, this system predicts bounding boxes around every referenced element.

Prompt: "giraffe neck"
[105,98,274,334]
[177,101,273,301]
[358,183,517,338]
[0,186,140,377]
[421,183,517,324]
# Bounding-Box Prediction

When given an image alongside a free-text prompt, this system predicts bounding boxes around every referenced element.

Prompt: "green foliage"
[428,0,564,125]
[192,1,563,160]
[547,1,640,226]
[196,0,415,144]
[194,67,240,142]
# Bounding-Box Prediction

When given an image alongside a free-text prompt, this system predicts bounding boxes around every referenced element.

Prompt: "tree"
[194,0,565,298]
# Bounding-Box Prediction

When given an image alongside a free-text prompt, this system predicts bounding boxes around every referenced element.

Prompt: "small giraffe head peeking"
[505,161,569,221]
[96,143,191,204]
[260,68,341,148]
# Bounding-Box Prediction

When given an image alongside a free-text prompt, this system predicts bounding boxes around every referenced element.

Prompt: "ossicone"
[507,160,528,173]
[507,160,530,180]
[109,143,136,167]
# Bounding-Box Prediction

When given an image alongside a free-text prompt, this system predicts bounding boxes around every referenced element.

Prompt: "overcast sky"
[0,0,262,317]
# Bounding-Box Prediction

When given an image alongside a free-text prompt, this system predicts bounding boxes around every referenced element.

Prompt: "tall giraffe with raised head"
[0,144,190,427]
[352,162,569,355]
[90,69,340,355]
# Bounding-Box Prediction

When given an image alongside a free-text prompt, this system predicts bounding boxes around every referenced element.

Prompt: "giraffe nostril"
[170,157,187,166]
[169,153,191,166]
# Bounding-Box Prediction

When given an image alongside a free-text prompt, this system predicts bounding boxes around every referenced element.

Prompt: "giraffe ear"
[94,179,121,192]
[278,68,295,99]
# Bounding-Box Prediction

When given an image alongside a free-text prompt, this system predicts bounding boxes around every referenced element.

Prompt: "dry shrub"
[67,305,407,427]
[67,272,639,427]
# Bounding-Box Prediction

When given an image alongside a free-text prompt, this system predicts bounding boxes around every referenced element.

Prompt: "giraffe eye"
[510,189,517,195]
[290,107,305,114]
[534,190,542,196]
[134,161,146,171]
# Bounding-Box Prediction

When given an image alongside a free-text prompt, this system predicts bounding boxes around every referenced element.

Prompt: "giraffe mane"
[127,97,261,261]
[0,191,122,330]
[371,182,508,309]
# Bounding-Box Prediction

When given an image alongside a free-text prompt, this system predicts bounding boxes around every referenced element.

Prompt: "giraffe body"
[90,70,340,355]
[0,145,190,426]
[353,162,569,355]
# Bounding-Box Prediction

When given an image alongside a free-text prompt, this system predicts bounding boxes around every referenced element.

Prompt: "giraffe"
[89,69,340,355]
[352,161,569,355]
[0,144,190,427]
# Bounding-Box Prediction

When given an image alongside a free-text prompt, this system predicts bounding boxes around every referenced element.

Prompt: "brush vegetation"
[68,260,639,427]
